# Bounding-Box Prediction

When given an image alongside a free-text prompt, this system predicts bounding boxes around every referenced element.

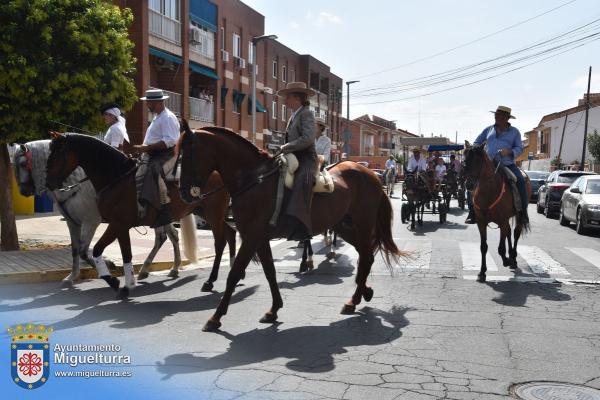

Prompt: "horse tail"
[374,193,405,270]
[180,213,197,263]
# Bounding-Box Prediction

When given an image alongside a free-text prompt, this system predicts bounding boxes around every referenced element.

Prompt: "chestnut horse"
[463,142,531,282]
[45,133,234,298]
[178,125,403,332]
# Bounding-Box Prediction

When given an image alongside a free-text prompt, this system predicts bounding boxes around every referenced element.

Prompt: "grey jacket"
[281,106,316,154]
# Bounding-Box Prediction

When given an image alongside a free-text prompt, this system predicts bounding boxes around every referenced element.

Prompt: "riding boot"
[465,210,476,224]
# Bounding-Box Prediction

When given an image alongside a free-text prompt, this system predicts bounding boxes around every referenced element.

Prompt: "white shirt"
[143,108,180,148]
[315,134,331,163]
[104,119,129,148]
[385,159,397,170]
[435,164,446,181]
[407,156,427,172]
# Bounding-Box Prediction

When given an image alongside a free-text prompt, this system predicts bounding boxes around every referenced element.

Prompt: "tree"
[588,129,600,163]
[0,0,137,250]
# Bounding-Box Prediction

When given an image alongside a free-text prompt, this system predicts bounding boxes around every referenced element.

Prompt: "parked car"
[524,170,550,202]
[537,170,596,217]
[559,175,600,234]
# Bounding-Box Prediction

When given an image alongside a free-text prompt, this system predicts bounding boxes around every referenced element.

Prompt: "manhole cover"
[511,382,600,400]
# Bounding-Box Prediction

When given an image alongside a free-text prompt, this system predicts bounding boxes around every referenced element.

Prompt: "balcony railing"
[190,29,215,60]
[189,96,214,123]
[380,141,394,149]
[149,8,181,45]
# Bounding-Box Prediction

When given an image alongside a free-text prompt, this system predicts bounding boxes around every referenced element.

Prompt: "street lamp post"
[344,80,359,156]
[251,34,277,144]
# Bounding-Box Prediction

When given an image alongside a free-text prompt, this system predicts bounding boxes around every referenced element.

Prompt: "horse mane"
[62,133,135,177]
[199,126,272,160]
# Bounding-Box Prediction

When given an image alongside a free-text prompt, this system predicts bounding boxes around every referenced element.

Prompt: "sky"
[243,0,599,143]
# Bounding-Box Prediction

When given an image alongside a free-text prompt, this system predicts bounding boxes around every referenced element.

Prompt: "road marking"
[518,245,569,276]
[460,242,498,272]
[399,240,431,269]
[566,247,600,272]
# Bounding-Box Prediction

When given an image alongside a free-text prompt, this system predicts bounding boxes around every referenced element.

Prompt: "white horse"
[13,140,195,287]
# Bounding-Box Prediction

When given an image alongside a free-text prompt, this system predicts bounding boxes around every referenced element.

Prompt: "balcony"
[380,141,394,149]
[189,96,214,123]
[149,8,181,45]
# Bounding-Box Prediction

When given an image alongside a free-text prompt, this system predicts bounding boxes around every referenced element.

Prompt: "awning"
[247,95,267,113]
[232,90,246,106]
[189,62,219,80]
[149,47,182,64]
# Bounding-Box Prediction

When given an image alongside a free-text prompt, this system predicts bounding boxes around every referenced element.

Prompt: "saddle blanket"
[284,153,335,193]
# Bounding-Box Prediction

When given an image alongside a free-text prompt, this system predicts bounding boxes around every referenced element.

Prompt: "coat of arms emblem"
[8,323,53,389]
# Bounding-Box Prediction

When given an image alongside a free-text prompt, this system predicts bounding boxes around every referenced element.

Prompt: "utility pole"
[344,80,359,156]
[580,66,592,171]
[557,112,569,170]
[455,130,457,144]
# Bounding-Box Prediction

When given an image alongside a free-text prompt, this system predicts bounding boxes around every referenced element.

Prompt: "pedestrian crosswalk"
[189,236,600,285]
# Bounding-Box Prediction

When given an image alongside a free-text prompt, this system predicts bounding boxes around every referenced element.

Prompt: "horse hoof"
[202,319,222,332]
[503,261,511,267]
[259,312,278,323]
[60,280,74,288]
[363,287,374,302]
[476,274,486,283]
[117,287,129,300]
[326,252,336,259]
[340,304,356,314]
[201,281,214,292]
[167,269,179,278]
[138,271,149,280]
[101,276,120,292]
[299,262,308,273]
[306,260,314,270]
[509,264,518,270]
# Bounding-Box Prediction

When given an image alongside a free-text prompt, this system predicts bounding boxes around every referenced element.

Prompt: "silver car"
[559,175,600,234]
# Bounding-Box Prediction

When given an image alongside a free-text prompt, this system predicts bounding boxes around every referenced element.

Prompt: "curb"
[0,254,216,285]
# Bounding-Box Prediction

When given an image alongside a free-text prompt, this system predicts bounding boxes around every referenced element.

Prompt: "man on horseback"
[133,89,180,227]
[473,105,528,223]
[278,82,318,241]
[385,155,397,195]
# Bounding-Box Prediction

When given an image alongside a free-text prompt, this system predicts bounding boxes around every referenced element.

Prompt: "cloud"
[306,11,342,26]
[289,21,300,30]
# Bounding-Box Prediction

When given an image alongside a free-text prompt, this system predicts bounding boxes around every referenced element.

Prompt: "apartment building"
[113,0,342,150]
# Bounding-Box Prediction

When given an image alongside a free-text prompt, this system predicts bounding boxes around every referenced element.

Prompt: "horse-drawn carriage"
[398,141,465,229]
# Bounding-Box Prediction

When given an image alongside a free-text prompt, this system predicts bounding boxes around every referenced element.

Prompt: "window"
[290,69,295,82]
[272,60,277,79]
[248,41,254,64]
[282,104,287,121]
[232,90,245,114]
[190,23,215,60]
[232,33,241,58]
[150,0,180,20]
[272,101,277,119]
[220,27,225,51]
[282,66,287,82]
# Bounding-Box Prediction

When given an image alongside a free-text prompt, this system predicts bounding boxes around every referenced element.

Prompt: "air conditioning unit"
[234,56,246,69]
[189,27,201,43]
[221,50,229,62]
[154,57,175,71]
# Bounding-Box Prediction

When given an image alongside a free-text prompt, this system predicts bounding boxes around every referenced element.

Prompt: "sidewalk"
[0,212,225,284]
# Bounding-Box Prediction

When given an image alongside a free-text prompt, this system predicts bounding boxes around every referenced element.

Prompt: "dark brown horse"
[45,133,234,297]
[463,142,531,282]
[178,125,403,332]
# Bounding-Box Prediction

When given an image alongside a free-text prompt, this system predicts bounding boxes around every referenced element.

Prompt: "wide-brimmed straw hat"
[490,105,515,119]
[315,116,326,126]
[412,148,421,153]
[277,82,316,97]
[140,89,169,101]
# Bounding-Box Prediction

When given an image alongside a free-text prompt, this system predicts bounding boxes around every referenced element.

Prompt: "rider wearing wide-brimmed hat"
[314,116,331,170]
[133,89,181,227]
[473,105,527,224]
[277,82,318,241]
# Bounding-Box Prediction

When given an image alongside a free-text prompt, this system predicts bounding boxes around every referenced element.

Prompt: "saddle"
[283,153,335,193]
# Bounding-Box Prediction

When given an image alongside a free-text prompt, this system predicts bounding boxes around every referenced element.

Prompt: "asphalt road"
[1,192,599,399]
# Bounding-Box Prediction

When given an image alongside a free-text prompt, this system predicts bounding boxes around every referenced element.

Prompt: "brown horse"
[178,125,403,332]
[463,142,531,282]
[45,133,234,298]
